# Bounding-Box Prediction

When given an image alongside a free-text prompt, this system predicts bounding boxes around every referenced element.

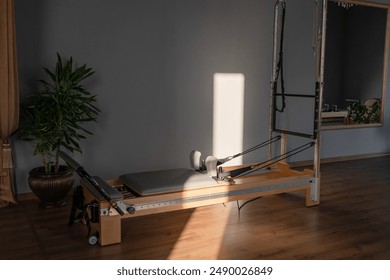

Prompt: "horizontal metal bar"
[273,128,314,139]
[275,93,316,98]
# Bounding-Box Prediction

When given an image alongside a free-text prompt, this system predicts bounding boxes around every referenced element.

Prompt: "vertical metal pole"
[269,0,284,159]
[313,0,327,202]
[280,130,287,163]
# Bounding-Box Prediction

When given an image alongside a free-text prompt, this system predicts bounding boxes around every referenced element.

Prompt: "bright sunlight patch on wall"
[213,73,245,165]
[168,73,245,259]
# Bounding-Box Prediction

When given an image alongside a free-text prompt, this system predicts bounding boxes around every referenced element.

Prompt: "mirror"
[322,0,390,129]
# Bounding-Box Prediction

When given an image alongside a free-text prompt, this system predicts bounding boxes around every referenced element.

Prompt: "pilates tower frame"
[269,0,328,203]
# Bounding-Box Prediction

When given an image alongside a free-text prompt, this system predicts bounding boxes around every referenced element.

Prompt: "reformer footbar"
[59,151,128,216]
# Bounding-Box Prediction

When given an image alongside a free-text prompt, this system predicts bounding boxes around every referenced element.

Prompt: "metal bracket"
[104,201,135,216]
[100,208,110,216]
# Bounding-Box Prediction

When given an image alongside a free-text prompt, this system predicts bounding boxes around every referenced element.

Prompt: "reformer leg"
[98,215,121,246]
[82,185,122,246]
[305,176,320,207]
[88,232,99,245]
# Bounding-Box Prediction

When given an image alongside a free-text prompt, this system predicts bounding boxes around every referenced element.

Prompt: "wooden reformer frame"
[79,136,320,246]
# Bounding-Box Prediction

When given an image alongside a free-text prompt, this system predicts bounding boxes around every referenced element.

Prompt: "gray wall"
[13,0,390,194]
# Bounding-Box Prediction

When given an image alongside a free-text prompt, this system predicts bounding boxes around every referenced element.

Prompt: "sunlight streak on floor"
[168,73,245,259]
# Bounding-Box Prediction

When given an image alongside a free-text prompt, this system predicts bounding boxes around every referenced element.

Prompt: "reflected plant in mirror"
[347,99,381,124]
[322,0,389,129]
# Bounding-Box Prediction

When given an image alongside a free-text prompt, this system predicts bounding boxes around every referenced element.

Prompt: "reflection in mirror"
[322,0,390,129]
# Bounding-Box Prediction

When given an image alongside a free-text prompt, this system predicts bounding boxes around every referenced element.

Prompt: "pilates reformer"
[63,0,327,246]
[61,135,319,246]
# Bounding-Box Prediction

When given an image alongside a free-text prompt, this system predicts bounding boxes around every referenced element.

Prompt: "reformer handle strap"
[274,0,287,113]
[83,204,92,238]
[68,185,84,226]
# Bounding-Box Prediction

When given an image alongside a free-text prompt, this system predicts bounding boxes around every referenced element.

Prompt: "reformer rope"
[220,135,281,164]
[238,135,282,157]
[233,140,314,212]
[230,141,315,179]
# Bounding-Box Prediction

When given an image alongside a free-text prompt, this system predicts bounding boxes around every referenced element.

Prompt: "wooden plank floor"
[1,155,390,260]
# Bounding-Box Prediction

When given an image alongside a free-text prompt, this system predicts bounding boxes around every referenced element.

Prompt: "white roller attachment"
[190,150,202,170]
[205,156,218,177]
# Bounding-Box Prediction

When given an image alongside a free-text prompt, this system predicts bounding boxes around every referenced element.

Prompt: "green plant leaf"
[19,53,100,173]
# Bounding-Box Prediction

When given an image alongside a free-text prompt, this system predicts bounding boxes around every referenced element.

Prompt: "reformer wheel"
[88,235,98,245]
[88,231,100,245]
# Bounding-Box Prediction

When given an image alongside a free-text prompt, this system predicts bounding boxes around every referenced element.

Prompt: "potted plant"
[20,53,100,208]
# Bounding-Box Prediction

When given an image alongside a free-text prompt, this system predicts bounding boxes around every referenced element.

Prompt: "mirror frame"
[321,0,390,130]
